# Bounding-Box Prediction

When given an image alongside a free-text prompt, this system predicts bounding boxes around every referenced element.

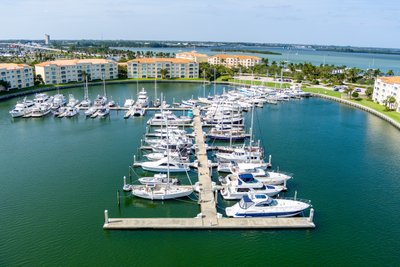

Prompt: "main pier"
[103,107,315,230]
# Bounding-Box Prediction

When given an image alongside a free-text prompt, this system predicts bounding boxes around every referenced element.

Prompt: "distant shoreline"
[211,49,281,55]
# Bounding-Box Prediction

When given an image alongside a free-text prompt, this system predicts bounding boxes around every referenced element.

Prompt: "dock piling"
[214,190,218,204]
[268,155,272,166]
[308,208,314,223]
[117,190,120,207]
[294,190,297,200]
[104,210,109,224]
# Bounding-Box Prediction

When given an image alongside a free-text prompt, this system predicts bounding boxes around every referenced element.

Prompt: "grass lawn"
[303,87,400,123]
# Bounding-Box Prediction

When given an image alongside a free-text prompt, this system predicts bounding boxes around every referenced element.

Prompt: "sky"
[1,0,399,48]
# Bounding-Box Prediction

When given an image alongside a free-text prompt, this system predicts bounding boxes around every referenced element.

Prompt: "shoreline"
[2,79,399,131]
[310,93,400,130]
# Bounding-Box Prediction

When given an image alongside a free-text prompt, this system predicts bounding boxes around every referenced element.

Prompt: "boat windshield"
[239,195,254,209]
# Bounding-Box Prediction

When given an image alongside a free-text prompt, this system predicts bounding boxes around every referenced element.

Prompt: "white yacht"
[124,98,135,108]
[216,148,264,163]
[225,193,311,218]
[34,93,51,104]
[132,104,145,117]
[147,111,192,126]
[85,106,97,117]
[30,103,51,117]
[230,163,292,185]
[51,94,66,109]
[136,88,149,107]
[94,95,107,106]
[138,173,179,185]
[97,107,110,118]
[63,106,79,117]
[140,157,190,173]
[130,183,193,200]
[67,94,79,107]
[9,102,31,118]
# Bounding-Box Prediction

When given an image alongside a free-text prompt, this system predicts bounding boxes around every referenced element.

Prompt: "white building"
[35,59,118,85]
[0,63,34,90]
[373,76,400,112]
[127,58,199,79]
[176,51,208,63]
[208,54,261,68]
[44,34,50,45]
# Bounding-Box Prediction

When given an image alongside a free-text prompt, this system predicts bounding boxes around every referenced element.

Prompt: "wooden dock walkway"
[103,107,316,230]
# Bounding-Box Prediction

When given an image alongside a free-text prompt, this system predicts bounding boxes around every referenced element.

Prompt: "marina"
[2,82,400,266]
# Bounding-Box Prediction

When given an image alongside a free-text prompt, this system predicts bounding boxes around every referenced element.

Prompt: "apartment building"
[208,54,261,68]
[127,58,199,79]
[0,63,34,90]
[176,51,208,63]
[373,76,400,112]
[35,59,118,85]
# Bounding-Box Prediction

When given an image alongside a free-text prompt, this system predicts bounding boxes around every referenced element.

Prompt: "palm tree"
[0,80,11,91]
[160,68,169,79]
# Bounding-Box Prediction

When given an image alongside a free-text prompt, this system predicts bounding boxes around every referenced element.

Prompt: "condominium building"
[127,58,199,79]
[0,63,34,90]
[208,54,261,68]
[373,76,400,112]
[176,51,208,63]
[35,59,118,85]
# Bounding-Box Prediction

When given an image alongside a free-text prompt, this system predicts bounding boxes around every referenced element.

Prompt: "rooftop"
[35,59,116,67]
[379,76,400,85]
[176,51,208,58]
[128,58,196,64]
[210,54,261,60]
[0,63,31,70]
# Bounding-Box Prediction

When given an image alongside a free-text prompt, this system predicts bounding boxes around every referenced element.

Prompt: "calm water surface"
[1,83,400,266]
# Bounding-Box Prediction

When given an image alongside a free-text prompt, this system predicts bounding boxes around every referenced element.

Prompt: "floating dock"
[104,107,315,230]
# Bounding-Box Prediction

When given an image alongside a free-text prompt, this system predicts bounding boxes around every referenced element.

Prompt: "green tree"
[0,80,11,91]
[387,70,395,76]
[118,65,127,79]
[352,92,359,99]
[365,87,373,98]
[160,68,169,79]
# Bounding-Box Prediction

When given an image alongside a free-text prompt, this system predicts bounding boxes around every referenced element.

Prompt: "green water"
[1,83,400,266]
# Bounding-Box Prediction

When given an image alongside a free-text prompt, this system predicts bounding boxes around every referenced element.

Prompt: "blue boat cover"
[242,195,253,202]
[238,173,254,182]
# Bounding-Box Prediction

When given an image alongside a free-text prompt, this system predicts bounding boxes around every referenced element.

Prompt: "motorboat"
[94,95,107,106]
[63,106,79,117]
[137,88,149,107]
[215,148,264,163]
[124,98,135,108]
[230,163,292,185]
[206,128,250,141]
[97,107,110,118]
[225,193,311,218]
[153,98,161,107]
[67,94,79,107]
[85,106,97,117]
[140,157,190,173]
[9,102,30,118]
[51,94,66,109]
[33,93,51,104]
[132,104,146,117]
[30,103,51,117]
[147,111,192,126]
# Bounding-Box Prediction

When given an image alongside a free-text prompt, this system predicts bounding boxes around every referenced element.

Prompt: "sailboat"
[153,70,161,107]
[80,77,91,107]
[94,76,108,106]
[131,121,193,200]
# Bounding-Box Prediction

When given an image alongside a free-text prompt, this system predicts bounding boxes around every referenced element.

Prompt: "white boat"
[63,106,79,117]
[97,107,110,118]
[34,93,50,104]
[216,148,264,163]
[80,77,91,107]
[220,173,284,200]
[225,193,311,218]
[67,94,79,107]
[30,103,51,117]
[51,94,67,109]
[230,163,292,185]
[9,102,30,118]
[124,98,135,108]
[138,173,179,185]
[147,111,192,126]
[85,106,97,117]
[94,95,107,106]
[130,183,193,200]
[132,104,145,117]
[137,88,149,107]
[140,157,190,173]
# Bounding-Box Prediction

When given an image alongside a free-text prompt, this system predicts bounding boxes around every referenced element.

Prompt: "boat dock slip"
[104,107,316,230]
[192,107,219,225]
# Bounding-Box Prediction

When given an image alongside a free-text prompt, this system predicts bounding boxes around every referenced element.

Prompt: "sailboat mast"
[103,74,106,97]
[249,102,255,163]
